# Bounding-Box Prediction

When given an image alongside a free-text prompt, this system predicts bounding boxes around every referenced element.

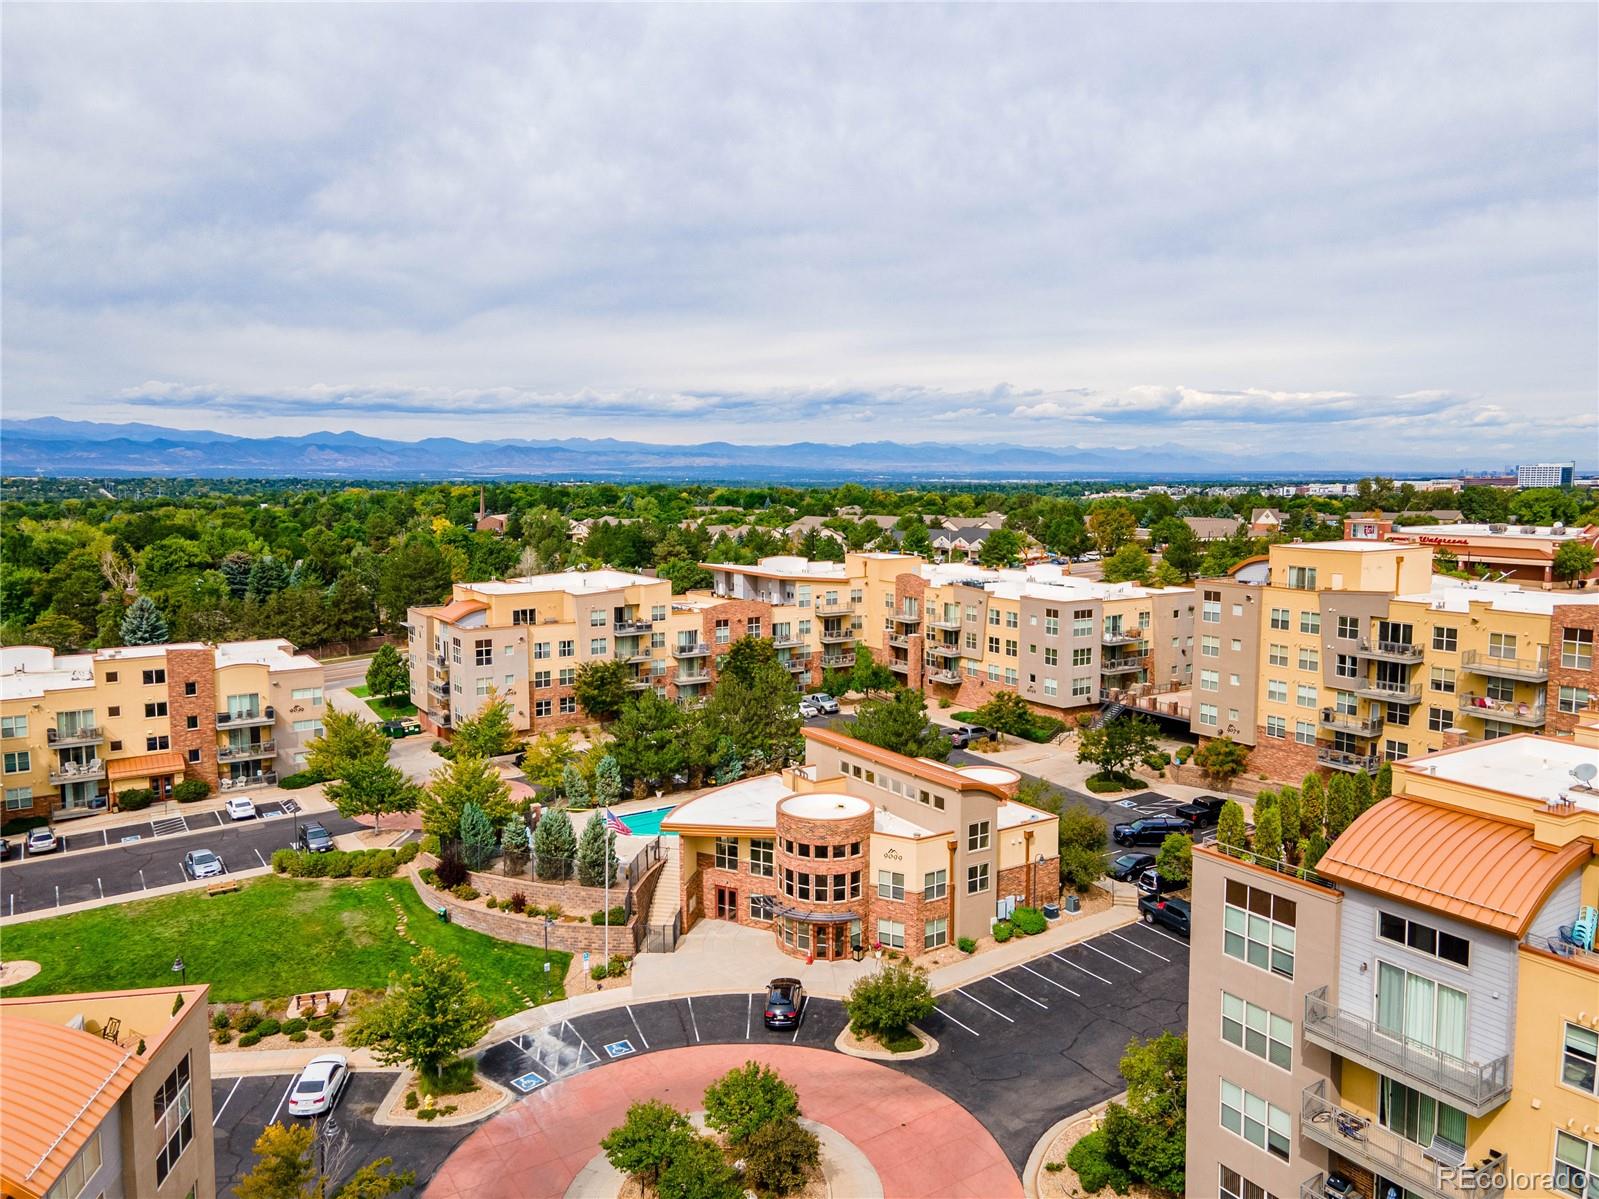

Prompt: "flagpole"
[603,820,611,967]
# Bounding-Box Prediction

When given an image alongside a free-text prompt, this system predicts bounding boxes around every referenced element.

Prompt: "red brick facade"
[164,647,217,788]
[1549,603,1599,737]
[1245,728,1321,782]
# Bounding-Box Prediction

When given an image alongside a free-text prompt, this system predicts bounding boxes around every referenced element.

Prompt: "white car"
[224,796,257,821]
[287,1055,350,1117]
[25,827,59,855]
[183,848,224,879]
[798,700,820,719]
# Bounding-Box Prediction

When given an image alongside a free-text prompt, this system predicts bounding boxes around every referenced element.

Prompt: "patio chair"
[1573,906,1598,951]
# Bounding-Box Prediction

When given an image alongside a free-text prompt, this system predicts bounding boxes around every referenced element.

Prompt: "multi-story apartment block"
[1,983,216,1199]
[1516,462,1576,489]
[1187,720,1599,1199]
[664,726,1060,960]
[0,640,325,820]
[1190,542,1599,781]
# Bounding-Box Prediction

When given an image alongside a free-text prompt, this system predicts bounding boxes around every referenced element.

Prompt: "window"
[104,671,117,683]
[1219,1080,1290,1160]
[558,639,575,658]
[1200,670,1219,692]
[291,687,323,703]
[535,699,552,718]
[876,870,904,901]
[0,715,25,739]
[988,635,1001,655]
[749,895,774,922]
[146,735,171,751]
[1004,639,1017,657]
[5,787,33,810]
[1386,700,1412,726]
[1299,610,1320,634]
[924,918,948,949]
[185,714,199,730]
[1377,911,1470,966]
[966,863,989,893]
[989,608,1000,626]
[1267,679,1287,703]
[1488,631,1518,660]
[1221,992,1292,1070]
[1336,615,1360,640]
[1072,677,1092,698]
[1562,628,1594,670]
[1202,590,1221,623]
[3,751,30,774]
[1296,684,1317,708]
[1005,610,1018,628]
[1559,685,1593,713]
[1563,1024,1598,1096]
[512,608,537,625]
[475,677,492,697]
[182,680,197,697]
[1269,607,1290,631]
[1430,666,1456,693]
[964,631,978,651]
[1286,565,1316,591]
[749,839,773,878]
[292,719,324,736]
[153,1053,193,1184]
[1267,643,1288,667]
[1072,647,1093,667]
[1219,1165,1280,1199]
[747,618,762,638]
[714,837,739,870]
[1265,715,1286,739]
[558,668,575,687]
[187,748,200,764]
[876,920,905,949]
[534,641,551,660]
[1044,647,1058,666]
[585,637,604,657]
[1376,962,1467,1058]
[590,609,608,627]
[144,701,168,718]
[923,869,947,900]
[1554,1132,1599,1198]
[46,1128,102,1199]
[1198,703,1218,727]
[1334,653,1359,680]
[1383,739,1408,761]
[1223,880,1295,977]
[1043,678,1058,697]
[1380,1077,1466,1153]
[474,639,493,666]
[1043,610,1059,636]
[142,668,167,685]
[1297,647,1318,671]
[1201,635,1220,658]
[534,670,551,688]
[1432,625,1458,652]
[1294,721,1315,745]
[1427,706,1453,733]
[967,820,990,851]
[558,696,576,714]
[1073,610,1094,637]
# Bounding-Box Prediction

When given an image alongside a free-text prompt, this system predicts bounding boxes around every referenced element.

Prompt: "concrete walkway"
[213,1044,389,1078]
[925,904,1138,992]
[630,920,876,1000]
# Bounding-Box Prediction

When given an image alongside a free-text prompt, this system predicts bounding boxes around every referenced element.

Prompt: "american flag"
[603,808,631,837]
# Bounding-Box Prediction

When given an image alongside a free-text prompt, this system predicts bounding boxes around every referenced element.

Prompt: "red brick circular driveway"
[423,1043,1022,1199]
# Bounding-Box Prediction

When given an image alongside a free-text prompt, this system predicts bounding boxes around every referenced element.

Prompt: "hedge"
[115,789,155,812]
[173,779,211,804]
[589,905,627,926]
[277,770,329,790]
[1011,906,1047,935]
[270,841,421,879]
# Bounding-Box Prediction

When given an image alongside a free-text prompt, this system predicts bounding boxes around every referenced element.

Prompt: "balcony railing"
[216,707,274,726]
[622,652,654,665]
[815,603,853,617]
[784,659,809,673]
[819,627,855,644]
[892,611,921,625]
[1300,1082,1505,1199]
[1316,746,1381,775]
[821,653,856,669]
[220,771,279,791]
[1319,708,1382,737]
[50,761,107,785]
[1102,630,1143,646]
[888,660,910,674]
[928,618,961,631]
[1304,988,1511,1116]
[1456,693,1545,727]
[625,678,652,690]
[1461,649,1548,682]
[428,679,451,698]
[1298,1175,1325,1199]
[771,635,806,649]
[1100,656,1147,674]
[927,643,960,657]
[675,671,710,686]
[218,741,276,762]
[614,619,654,635]
[47,726,104,747]
[673,643,711,659]
[887,633,912,648]
[1355,639,1424,663]
[1352,679,1422,703]
[927,668,961,685]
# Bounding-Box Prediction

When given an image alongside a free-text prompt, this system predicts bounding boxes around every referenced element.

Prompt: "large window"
[0,715,27,739]
[749,839,773,878]
[1562,628,1594,671]
[714,837,739,871]
[876,870,904,901]
[1286,565,1317,591]
[923,918,948,949]
[1555,1132,1599,1198]
[475,639,493,666]
[3,751,30,774]
[153,1053,193,1185]
[1376,963,1467,1058]
[1223,880,1295,978]
[876,919,905,949]
[967,820,990,851]
[46,1129,102,1199]
[1219,1165,1279,1199]
[1377,911,1470,967]
[1563,1024,1598,1096]
[966,863,989,894]
[1219,1080,1290,1160]
[1380,1077,1466,1153]
[923,869,947,901]
[1433,625,1458,652]
[1221,992,1292,1070]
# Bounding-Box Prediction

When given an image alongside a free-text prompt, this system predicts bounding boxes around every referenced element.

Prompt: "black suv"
[1175,796,1227,829]
[763,978,804,1030]
[1108,851,1155,883]
[1112,816,1191,847]
[297,821,334,853]
[1138,895,1191,937]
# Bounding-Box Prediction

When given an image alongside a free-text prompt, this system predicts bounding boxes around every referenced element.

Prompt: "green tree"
[1088,505,1137,555]
[600,1100,696,1189]
[575,812,620,887]
[1216,799,1249,853]
[1150,558,1186,587]
[521,730,578,793]
[844,961,935,1040]
[849,688,951,760]
[1375,761,1393,799]
[847,647,898,698]
[220,551,255,600]
[324,571,377,643]
[234,1122,318,1199]
[977,527,1024,567]
[1100,1032,1188,1195]
[1159,525,1204,579]
[1101,543,1153,584]
[364,643,409,700]
[247,554,292,602]
[573,659,631,723]
[560,762,591,806]
[532,806,577,880]
[897,518,933,557]
[500,816,530,874]
[1252,806,1283,866]
[1276,786,1302,848]
[657,560,714,594]
[25,612,87,652]
[702,654,801,770]
[721,635,781,686]
[326,756,420,834]
[1300,774,1325,839]
[1076,715,1160,783]
[459,802,498,870]
[657,1133,744,1199]
[743,1118,821,1199]
[1058,804,1108,891]
[1192,736,1249,784]
[119,595,170,645]
[1325,773,1356,840]
[333,1159,415,1199]
[592,754,622,808]
[422,753,513,841]
[605,692,686,793]
[452,697,517,758]
[971,690,1035,737]
[347,948,496,1086]
[702,1061,800,1147]
[1553,541,1596,583]
[1352,769,1376,814]
[376,536,453,632]
[1155,832,1192,885]
[304,707,389,782]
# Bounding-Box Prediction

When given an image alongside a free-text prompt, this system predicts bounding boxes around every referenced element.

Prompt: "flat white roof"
[1394,523,1589,540]
[706,556,849,579]
[1,639,317,700]
[213,639,322,671]
[1398,576,1599,616]
[1407,736,1599,812]
[874,806,938,838]
[997,799,1056,831]
[468,569,661,596]
[1275,539,1408,553]
[780,792,870,821]
[662,773,795,831]
[956,765,1022,788]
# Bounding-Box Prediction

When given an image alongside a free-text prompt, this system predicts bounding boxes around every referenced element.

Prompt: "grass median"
[0,875,568,1015]
[348,684,418,720]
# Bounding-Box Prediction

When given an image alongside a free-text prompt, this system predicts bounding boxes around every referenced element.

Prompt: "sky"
[3,4,1596,467]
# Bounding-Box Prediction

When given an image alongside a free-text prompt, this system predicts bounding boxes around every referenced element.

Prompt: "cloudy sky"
[3,4,1595,465]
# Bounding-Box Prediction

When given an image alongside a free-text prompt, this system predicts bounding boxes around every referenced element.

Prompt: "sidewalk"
[925,904,1136,992]
[1,864,277,925]
[21,785,334,842]
[213,1044,388,1078]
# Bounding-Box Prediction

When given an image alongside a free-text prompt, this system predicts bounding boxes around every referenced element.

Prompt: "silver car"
[183,848,224,879]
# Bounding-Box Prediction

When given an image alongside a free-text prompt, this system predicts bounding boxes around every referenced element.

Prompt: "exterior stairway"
[1091,701,1127,729]
[640,839,682,950]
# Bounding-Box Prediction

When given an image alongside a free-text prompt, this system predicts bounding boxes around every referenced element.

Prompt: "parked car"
[1136,867,1185,897]
[287,1055,350,1117]
[804,693,840,715]
[1138,894,1191,937]
[798,700,820,719]
[296,822,334,853]
[1108,852,1155,883]
[225,796,257,821]
[25,827,59,855]
[1175,795,1227,830]
[0,837,12,860]
[1112,816,1191,847]
[183,848,224,879]
[948,724,992,749]
[763,977,804,1030]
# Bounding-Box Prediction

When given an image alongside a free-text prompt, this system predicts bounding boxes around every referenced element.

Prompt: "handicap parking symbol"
[510,1070,547,1093]
[604,1040,635,1059]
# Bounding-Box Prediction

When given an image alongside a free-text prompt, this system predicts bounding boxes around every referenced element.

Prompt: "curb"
[833,1022,939,1062]
[1021,1095,1119,1199]
[369,1069,514,1129]
[0,864,276,927]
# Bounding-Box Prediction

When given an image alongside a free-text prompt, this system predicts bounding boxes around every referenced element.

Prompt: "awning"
[107,751,185,779]
[772,905,858,924]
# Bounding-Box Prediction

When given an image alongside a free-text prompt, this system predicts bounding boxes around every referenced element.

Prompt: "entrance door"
[151,775,173,801]
[715,886,738,920]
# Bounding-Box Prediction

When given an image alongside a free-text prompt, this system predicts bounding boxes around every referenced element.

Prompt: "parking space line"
[790,997,806,1043]
[933,1006,980,1036]
[254,849,267,867]
[956,987,1015,1022]
[626,1005,650,1050]
[745,994,753,1039]
[1050,951,1113,984]
[212,1078,243,1126]
[989,975,1047,1009]
[1018,962,1079,997]
[685,996,701,1043]
[561,1019,597,1065]
[1134,922,1192,950]
[1110,930,1170,962]
[269,1076,295,1124]
[1082,941,1142,973]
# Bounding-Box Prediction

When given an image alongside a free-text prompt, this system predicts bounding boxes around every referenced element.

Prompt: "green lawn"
[0,876,568,1015]
[348,684,418,720]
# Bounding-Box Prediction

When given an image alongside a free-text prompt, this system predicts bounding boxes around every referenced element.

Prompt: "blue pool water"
[620,806,677,837]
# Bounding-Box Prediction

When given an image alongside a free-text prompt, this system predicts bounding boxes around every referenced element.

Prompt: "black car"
[296,821,334,853]
[1112,816,1191,847]
[1108,852,1155,883]
[1174,795,1227,829]
[1139,894,1191,937]
[763,977,804,1030]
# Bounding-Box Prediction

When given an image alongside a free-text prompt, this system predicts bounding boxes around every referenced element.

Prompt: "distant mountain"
[0,417,1343,482]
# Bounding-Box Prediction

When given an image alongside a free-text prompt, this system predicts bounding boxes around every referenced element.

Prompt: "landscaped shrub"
[420,833,441,856]
[212,1010,232,1030]
[404,1090,419,1111]
[742,1117,820,1196]
[254,1018,281,1037]
[434,844,468,889]
[115,788,155,812]
[173,779,211,804]
[589,905,627,926]
[450,884,480,901]
[703,1062,800,1147]
[992,921,1014,942]
[288,1030,307,1043]
[282,1017,308,1035]
[418,866,437,886]
[507,891,528,914]
[277,770,328,790]
[309,1016,334,1032]
[320,1028,335,1040]
[844,961,935,1043]
[1065,1129,1133,1194]
[1085,772,1147,794]
[214,1029,233,1045]
[1142,751,1172,772]
[1011,907,1047,935]
[1174,745,1194,764]
[236,1009,263,1033]
[957,936,976,954]
[397,841,421,864]
[237,1030,262,1047]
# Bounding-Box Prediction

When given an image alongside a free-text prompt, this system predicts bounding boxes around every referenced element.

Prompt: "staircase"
[1091,701,1127,729]
[641,841,682,949]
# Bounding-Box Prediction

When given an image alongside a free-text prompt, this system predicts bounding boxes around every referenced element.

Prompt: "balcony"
[783,659,810,674]
[888,660,910,674]
[819,627,855,644]
[1355,639,1424,664]
[887,633,913,648]
[675,672,711,686]
[49,761,106,785]
[771,635,806,649]
[622,652,654,665]
[927,668,961,685]
[1298,1176,1325,1199]
[1319,708,1382,737]
[625,677,653,690]
[614,619,654,635]
[216,707,274,727]
[821,652,856,669]
[1304,988,1510,1116]
[220,771,279,791]
[928,618,961,631]
[892,611,921,625]
[428,679,452,698]
[1100,656,1146,675]
[1352,679,1422,704]
[1461,649,1548,683]
[1456,694,1545,727]
[1300,1082,1505,1199]
[673,643,712,659]
[218,741,276,762]
[432,652,448,669]
[1316,746,1381,774]
[815,603,853,617]
[47,726,104,747]
[927,643,961,658]
[1102,630,1143,646]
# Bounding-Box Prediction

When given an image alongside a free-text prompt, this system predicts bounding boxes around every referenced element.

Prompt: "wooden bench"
[206,880,241,897]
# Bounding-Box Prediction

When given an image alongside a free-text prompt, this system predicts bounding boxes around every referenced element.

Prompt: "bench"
[206,880,240,897]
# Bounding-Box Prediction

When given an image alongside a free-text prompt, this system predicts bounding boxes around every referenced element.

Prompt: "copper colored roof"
[801,726,1013,798]
[107,750,186,778]
[0,1017,141,1196]
[1316,797,1592,935]
[433,598,489,624]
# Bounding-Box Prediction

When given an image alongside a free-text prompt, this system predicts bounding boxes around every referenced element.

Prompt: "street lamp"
[171,956,186,985]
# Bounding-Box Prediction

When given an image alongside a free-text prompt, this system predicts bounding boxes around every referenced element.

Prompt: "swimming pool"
[620,806,677,837]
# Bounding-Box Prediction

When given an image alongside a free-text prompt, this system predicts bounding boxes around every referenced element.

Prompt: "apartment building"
[0,640,325,820]
[1,984,215,1199]
[663,726,1060,959]
[1187,721,1599,1199]
[1516,462,1576,489]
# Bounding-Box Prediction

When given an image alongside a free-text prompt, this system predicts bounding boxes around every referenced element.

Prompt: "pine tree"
[220,551,254,599]
[1276,786,1303,847]
[500,817,530,874]
[532,806,577,880]
[561,763,590,807]
[1300,774,1325,840]
[592,755,622,808]
[1374,762,1394,800]
[364,643,409,701]
[247,554,291,601]
[119,595,169,645]
[576,812,620,887]
[1216,800,1249,855]
[1252,807,1283,867]
[1325,774,1356,841]
[1353,769,1376,814]
[452,697,517,758]
[459,802,497,870]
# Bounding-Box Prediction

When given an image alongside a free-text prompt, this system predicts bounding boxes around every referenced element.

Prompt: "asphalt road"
[0,807,367,916]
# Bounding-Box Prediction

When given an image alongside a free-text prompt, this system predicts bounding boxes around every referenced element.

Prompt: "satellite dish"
[1572,763,1598,784]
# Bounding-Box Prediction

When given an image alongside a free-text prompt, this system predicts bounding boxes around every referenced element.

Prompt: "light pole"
[171,956,186,986]
[543,917,554,1000]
